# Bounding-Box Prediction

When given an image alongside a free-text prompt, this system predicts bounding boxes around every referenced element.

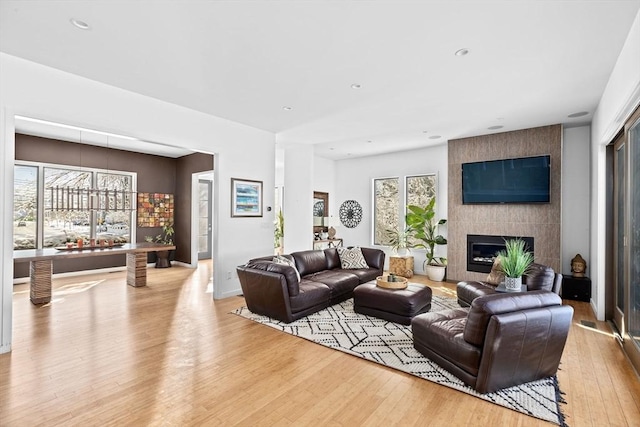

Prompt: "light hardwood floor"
[1,262,639,426]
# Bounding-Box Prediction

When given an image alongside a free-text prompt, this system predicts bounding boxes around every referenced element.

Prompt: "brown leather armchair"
[457,262,562,306]
[411,291,573,394]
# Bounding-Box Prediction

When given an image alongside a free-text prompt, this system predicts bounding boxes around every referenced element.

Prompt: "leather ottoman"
[353,282,432,325]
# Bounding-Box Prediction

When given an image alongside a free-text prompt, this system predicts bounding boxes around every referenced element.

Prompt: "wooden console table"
[13,242,175,305]
[312,238,343,250]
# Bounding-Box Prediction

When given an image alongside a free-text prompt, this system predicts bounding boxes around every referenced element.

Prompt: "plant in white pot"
[385,227,411,256]
[497,238,534,291]
[405,198,447,281]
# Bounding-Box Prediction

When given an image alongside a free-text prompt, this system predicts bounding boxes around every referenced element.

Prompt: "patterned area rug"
[233,293,567,426]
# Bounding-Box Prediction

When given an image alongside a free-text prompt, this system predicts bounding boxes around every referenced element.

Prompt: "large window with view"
[14,162,136,250]
[14,165,38,250]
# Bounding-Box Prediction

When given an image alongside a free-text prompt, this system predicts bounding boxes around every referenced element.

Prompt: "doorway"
[610,104,640,374]
[198,177,213,260]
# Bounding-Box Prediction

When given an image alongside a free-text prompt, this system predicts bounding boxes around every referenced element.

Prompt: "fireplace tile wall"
[447,125,562,282]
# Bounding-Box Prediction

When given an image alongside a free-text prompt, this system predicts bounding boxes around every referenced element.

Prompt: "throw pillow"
[273,255,301,282]
[485,257,505,286]
[337,247,368,269]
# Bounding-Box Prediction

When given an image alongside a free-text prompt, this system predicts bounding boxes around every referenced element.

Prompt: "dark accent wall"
[13,134,213,277]
[447,125,562,282]
[175,153,214,262]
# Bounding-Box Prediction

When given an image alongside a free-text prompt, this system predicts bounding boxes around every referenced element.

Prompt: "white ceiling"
[2,1,640,160]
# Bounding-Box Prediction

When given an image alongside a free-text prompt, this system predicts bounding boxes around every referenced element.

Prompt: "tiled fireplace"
[447,125,562,282]
[467,234,534,273]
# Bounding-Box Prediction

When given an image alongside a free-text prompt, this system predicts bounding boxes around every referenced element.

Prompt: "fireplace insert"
[467,234,534,273]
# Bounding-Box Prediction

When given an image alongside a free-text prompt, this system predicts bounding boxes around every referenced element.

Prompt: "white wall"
[313,156,335,201]
[0,53,275,353]
[561,126,591,275]
[283,144,314,253]
[313,155,336,219]
[333,144,449,274]
[591,9,640,320]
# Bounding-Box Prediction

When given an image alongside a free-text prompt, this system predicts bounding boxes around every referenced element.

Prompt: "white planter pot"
[425,264,446,282]
[504,276,522,292]
[396,247,409,257]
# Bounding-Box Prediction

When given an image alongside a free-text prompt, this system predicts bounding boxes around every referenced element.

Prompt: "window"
[13,165,38,250]
[14,162,136,250]
[373,177,399,245]
[406,174,436,207]
[44,167,92,247]
[372,173,437,247]
[96,172,133,243]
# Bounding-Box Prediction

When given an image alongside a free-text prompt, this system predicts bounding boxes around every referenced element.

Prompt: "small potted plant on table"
[497,238,534,291]
[145,222,175,268]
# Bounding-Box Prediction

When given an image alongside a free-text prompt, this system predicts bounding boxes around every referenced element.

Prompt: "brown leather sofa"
[237,247,384,323]
[411,290,573,393]
[456,262,562,307]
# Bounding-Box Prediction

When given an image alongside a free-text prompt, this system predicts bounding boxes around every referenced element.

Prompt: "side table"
[312,238,343,250]
[495,283,527,293]
[561,275,591,302]
[389,256,414,278]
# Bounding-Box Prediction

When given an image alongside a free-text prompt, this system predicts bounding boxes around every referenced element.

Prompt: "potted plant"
[385,227,411,256]
[145,221,175,268]
[274,209,284,255]
[497,238,534,291]
[405,198,447,281]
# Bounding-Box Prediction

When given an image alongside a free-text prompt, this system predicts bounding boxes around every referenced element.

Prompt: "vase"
[396,247,408,257]
[155,250,174,268]
[504,276,522,292]
[425,265,446,282]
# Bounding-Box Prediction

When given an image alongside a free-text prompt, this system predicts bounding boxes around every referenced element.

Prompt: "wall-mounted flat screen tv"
[462,155,551,204]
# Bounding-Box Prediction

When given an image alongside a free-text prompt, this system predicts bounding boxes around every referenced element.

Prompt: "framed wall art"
[231,178,263,217]
[137,192,174,227]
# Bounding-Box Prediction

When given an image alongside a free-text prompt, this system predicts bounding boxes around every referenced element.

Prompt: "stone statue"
[571,254,587,278]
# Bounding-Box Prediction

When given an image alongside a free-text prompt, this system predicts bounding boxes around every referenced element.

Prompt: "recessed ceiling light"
[422,130,428,134]
[454,48,469,56]
[351,84,362,89]
[568,111,589,118]
[70,18,90,30]
[282,106,292,111]
[488,125,504,130]
[329,148,335,151]
[429,135,441,140]
[366,140,372,143]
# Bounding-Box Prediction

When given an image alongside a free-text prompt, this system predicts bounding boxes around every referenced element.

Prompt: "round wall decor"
[313,201,325,217]
[339,200,363,228]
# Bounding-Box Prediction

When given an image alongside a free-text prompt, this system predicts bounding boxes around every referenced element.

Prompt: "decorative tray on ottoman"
[376,275,408,290]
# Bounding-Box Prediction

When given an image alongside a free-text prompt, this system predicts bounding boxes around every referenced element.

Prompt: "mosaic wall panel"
[137,192,174,227]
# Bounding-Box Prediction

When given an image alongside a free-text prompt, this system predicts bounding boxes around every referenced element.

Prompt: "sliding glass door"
[626,110,640,365]
[613,135,626,337]
[613,105,640,373]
